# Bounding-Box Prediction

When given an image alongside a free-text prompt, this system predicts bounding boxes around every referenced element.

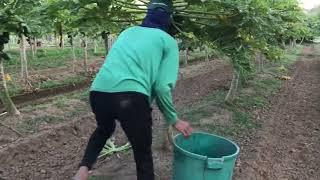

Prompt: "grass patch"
[282,45,304,65]
[17,115,64,133]
[6,75,89,97]
[266,45,303,74]
[38,75,88,90]
[14,89,91,133]
[4,47,104,73]
[23,103,50,112]
[6,80,24,96]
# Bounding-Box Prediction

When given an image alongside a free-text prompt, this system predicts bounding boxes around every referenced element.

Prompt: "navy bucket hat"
[141,0,174,32]
[148,0,174,14]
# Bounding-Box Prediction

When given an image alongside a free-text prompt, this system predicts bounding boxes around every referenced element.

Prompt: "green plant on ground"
[98,138,131,159]
[17,115,64,133]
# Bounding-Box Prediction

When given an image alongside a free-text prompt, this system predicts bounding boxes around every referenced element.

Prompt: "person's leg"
[79,91,116,170]
[115,93,154,180]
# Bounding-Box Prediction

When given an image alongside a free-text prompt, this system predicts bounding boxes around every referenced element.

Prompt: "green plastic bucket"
[172,132,240,180]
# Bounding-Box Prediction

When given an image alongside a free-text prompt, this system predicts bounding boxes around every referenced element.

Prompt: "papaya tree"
[0,1,25,115]
[7,0,44,84]
[169,0,309,103]
[47,0,145,74]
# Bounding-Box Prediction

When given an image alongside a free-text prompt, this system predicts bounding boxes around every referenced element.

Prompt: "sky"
[300,0,320,10]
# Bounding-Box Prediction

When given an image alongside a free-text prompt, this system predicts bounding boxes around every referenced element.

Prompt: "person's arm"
[153,39,193,137]
[153,40,179,125]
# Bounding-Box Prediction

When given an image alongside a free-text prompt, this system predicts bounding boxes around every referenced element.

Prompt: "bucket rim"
[173,132,240,161]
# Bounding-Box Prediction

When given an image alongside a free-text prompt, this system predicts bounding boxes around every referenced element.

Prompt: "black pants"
[80,91,154,180]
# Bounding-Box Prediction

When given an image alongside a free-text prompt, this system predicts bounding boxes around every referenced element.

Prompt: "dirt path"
[236,46,320,180]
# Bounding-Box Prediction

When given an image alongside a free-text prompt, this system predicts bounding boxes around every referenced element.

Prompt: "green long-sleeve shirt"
[91,26,179,125]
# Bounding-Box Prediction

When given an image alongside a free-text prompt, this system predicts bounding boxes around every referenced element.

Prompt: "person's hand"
[73,166,89,180]
[174,119,193,137]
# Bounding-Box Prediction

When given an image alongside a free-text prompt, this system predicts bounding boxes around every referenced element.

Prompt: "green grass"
[265,45,303,74]
[17,115,64,133]
[23,103,50,112]
[5,74,88,97]
[282,45,304,65]
[3,46,102,96]
[38,75,88,89]
[15,89,91,133]
[6,80,24,96]
[4,47,105,73]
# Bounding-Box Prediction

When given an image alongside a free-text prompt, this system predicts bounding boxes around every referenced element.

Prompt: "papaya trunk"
[299,37,304,45]
[0,59,20,115]
[34,38,38,54]
[282,40,286,49]
[83,36,88,73]
[101,31,109,55]
[258,53,264,73]
[225,69,240,104]
[59,23,64,48]
[205,46,209,62]
[184,49,189,66]
[54,32,59,47]
[20,34,28,83]
[31,38,35,60]
[70,36,77,73]
[293,38,296,47]
[94,39,98,54]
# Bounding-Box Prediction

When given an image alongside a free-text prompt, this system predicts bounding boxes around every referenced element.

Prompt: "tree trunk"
[31,38,35,60]
[293,38,296,47]
[184,49,189,66]
[71,36,77,73]
[101,31,109,55]
[59,23,64,48]
[225,69,240,104]
[0,59,20,115]
[258,53,264,73]
[34,37,38,54]
[299,37,304,45]
[20,34,28,83]
[83,36,88,73]
[108,36,115,51]
[54,32,59,47]
[282,40,286,49]
[204,46,209,62]
[7,41,11,50]
[108,36,112,51]
[94,39,98,54]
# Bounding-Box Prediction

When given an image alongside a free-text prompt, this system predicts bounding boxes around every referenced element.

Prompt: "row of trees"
[1,0,319,116]
[174,0,318,103]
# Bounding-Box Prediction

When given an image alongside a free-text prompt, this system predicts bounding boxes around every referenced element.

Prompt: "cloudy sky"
[300,0,320,10]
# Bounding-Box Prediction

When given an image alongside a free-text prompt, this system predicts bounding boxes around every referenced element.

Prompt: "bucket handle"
[206,158,224,170]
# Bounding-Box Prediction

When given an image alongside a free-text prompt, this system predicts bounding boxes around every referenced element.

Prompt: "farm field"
[0,45,319,179]
[1,0,320,180]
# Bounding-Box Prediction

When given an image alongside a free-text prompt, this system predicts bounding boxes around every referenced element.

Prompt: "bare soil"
[235,46,320,180]
[0,59,232,180]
